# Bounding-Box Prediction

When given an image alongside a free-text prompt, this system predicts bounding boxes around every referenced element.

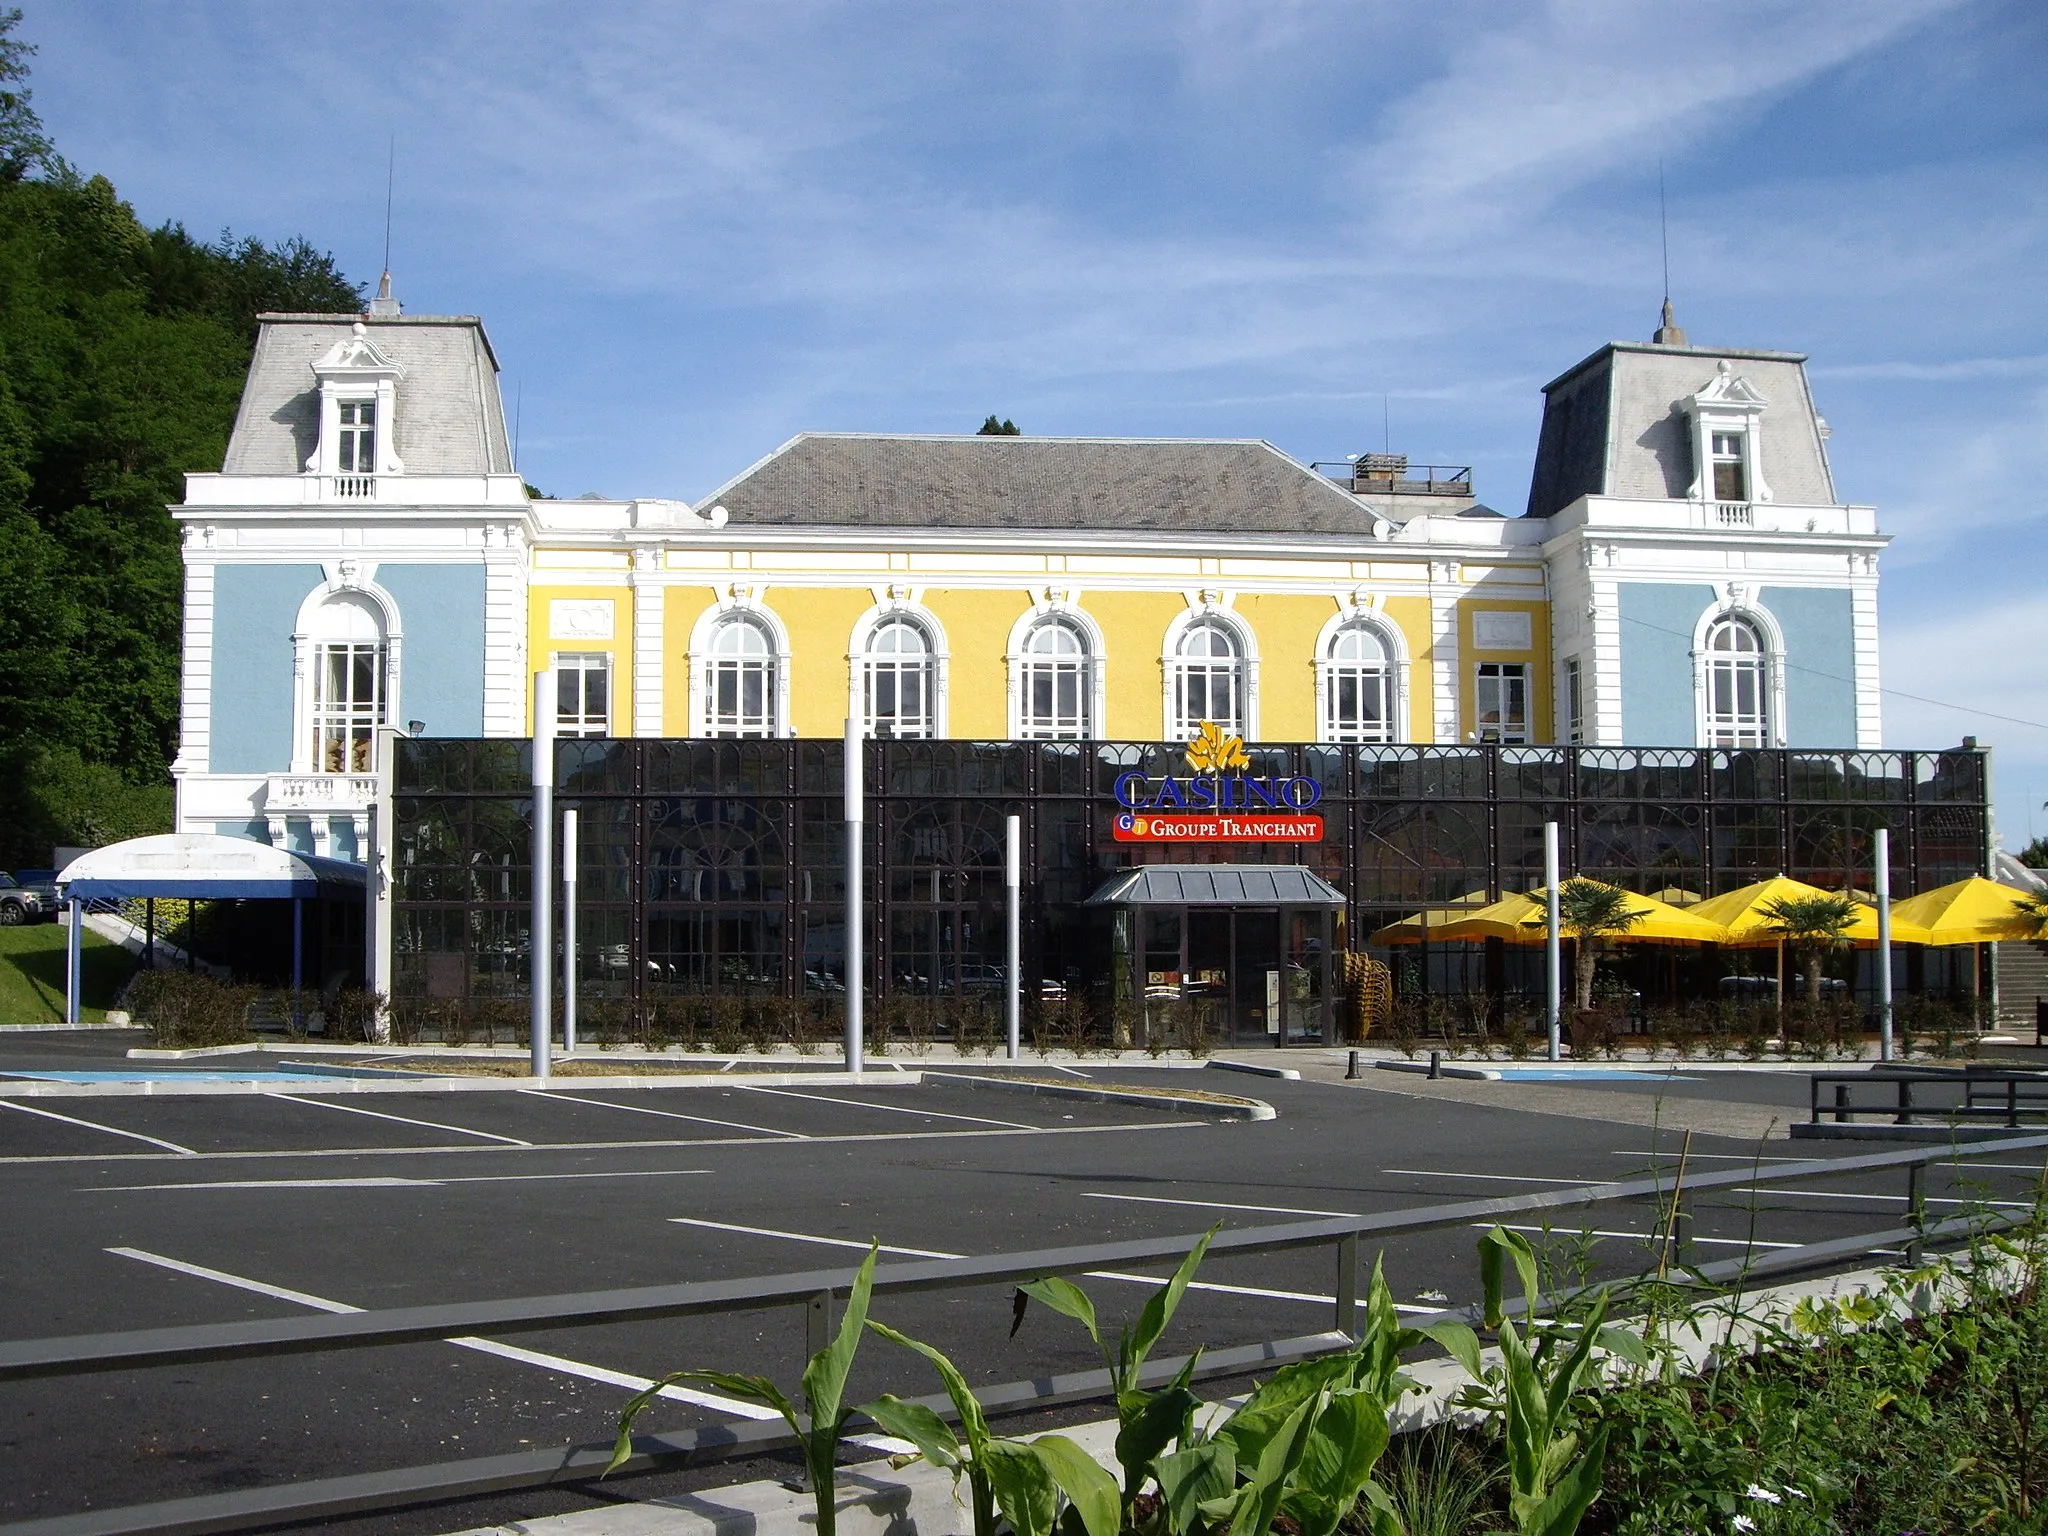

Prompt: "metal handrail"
[4,1134,2045,1536]
[1811,1071,2048,1127]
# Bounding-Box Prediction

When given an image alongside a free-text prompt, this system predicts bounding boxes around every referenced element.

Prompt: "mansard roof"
[222,313,514,477]
[696,433,1378,535]
[1526,340,1837,518]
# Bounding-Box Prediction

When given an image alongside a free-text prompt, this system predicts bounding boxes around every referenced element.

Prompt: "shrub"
[126,970,258,1048]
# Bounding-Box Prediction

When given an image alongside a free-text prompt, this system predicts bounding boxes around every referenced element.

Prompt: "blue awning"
[58,834,366,901]
[1084,864,1346,907]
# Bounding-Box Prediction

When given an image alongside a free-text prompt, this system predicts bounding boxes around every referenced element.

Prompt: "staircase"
[1996,941,2048,1028]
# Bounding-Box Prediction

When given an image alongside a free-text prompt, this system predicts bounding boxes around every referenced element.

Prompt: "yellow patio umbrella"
[1366,889,1494,946]
[1649,885,1704,907]
[1890,877,2046,946]
[1689,876,1932,947]
[1434,883,1724,946]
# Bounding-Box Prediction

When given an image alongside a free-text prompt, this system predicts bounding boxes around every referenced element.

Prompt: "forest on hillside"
[0,10,364,865]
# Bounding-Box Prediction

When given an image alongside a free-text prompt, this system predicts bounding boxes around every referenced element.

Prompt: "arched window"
[308,594,387,772]
[1017,616,1093,739]
[1320,620,1396,743]
[864,616,936,739]
[704,614,778,737]
[1169,617,1245,740]
[1704,616,1769,747]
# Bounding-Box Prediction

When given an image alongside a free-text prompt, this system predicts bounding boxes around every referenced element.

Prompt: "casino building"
[169,285,1988,1040]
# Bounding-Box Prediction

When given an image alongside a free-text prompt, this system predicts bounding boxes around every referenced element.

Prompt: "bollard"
[1428,1049,1442,1080]
[1346,1049,1361,1079]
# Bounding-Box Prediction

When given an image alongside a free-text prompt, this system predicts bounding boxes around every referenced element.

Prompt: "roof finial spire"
[1651,162,1686,344]
[367,139,402,317]
[369,268,401,318]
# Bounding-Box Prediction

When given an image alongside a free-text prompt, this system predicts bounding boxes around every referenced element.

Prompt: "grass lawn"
[0,923,137,1024]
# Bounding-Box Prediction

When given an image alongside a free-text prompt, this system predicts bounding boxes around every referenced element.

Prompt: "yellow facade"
[529,545,1569,745]
[525,582,634,733]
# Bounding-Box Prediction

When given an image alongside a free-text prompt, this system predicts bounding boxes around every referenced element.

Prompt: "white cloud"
[1874,385,2048,562]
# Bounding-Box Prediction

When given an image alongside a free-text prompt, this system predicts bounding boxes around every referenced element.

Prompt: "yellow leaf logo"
[1185,721,1251,775]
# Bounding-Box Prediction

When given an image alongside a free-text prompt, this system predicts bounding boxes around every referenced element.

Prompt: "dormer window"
[306,321,405,496]
[1711,431,1748,503]
[338,400,377,475]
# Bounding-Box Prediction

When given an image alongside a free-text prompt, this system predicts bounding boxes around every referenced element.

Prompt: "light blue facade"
[1616,582,1715,747]
[1763,586,1856,747]
[382,564,486,737]
[210,564,323,773]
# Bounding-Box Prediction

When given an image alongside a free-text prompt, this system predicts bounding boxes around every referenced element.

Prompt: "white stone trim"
[1684,362,1773,507]
[482,527,528,736]
[1850,561,1883,750]
[848,593,949,738]
[1691,590,1788,749]
[1160,595,1259,742]
[1311,595,1409,744]
[1004,592,1108,740]
[289,566,403,774]
[1426,561,1461,744]
[688,588,795,738]
[631,552,665,737]
[173,561,216,809]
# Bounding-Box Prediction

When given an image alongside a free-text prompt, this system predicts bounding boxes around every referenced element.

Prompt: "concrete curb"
[1206,1059,1301,1081]
[0,1022,146,1033]
[928,1071,1275,1121]
[1790,1120,2043,1141]
[1374,1059,1499,1081]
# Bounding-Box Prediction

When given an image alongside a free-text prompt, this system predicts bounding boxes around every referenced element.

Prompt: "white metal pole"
[845,717,864,1076]
[1005,814,1021,1061]
[1544,820,1561,1062]
[561,806,578,1056]
[66,897,82,1024]
[1876,826,1893,1062]
[530,669,556,1080]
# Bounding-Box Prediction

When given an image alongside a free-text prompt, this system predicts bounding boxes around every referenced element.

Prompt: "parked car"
[13,869,57,914]
[1718,974,1848,999]
[0,873,45,926]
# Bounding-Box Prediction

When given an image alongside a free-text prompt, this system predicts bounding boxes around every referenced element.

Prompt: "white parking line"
[670,1215,1436,1314]
[0,1098,195,1154]
[274,1095,533,1146]
[1083,1192,1362,1219]
[739,1085,1034,1130]
[518,1089,807,1139]
[2,1117,1202,1168]
[1383,1168,1606,1186]
[90,1169,715,1192]
[106,1246,780,1422]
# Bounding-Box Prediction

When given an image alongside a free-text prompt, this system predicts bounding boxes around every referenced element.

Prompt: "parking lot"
[2,1036,2042,1536]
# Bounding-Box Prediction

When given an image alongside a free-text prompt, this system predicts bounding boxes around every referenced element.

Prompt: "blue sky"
[21,1,2048,848]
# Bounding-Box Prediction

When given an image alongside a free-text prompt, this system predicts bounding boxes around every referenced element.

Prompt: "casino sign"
[1112,723,1324,844]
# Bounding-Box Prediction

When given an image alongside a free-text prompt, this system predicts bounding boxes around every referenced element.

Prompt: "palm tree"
[1760,892,1860,1005]
[1543,879,1648,1012]
[2012,889,2048,941]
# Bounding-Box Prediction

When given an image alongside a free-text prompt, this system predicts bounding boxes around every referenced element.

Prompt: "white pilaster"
[1427,561,1461,743]
[1850,556,1883,749]
[1587,580,1624,744]
[482,525,528,735]
[172,556,216,831]
[632,550,664,736]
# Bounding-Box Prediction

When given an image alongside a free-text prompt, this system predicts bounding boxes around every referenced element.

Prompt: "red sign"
[1113,811,1323,843]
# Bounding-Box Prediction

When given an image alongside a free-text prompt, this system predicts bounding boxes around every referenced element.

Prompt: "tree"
[2017,835,2048,870]
[2012,890,2048,942]
[1545,879,1646,1012]
[1761,892,1859,1005]
[977,415,1020,436]
[0,9,51,182]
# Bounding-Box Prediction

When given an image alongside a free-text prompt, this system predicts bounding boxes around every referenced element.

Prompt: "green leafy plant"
[1760,892,1858,1007]
[606,1244,882,1536]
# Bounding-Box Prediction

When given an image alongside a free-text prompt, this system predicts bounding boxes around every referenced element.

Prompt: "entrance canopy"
[59,834,367,901]
[1085,864,1346,907]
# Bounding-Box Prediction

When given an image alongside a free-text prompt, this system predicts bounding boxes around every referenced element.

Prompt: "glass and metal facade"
[389,739,1989,1037]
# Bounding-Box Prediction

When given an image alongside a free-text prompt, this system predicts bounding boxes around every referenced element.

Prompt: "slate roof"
[698,434,1379,535]
[222,314,514,476]
[1084,864,1348,907]
[1527,341,1836,518]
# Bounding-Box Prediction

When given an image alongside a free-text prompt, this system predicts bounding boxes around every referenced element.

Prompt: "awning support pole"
[530,670,556,1081]
[291,898,303,1033]
[1876,827,1893,1063]
[561,807,578,1056]
[66,898,82,1024]
[845,717,864,1077]
[1544,821,1561,1061]
[1005,814,1021,1061]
